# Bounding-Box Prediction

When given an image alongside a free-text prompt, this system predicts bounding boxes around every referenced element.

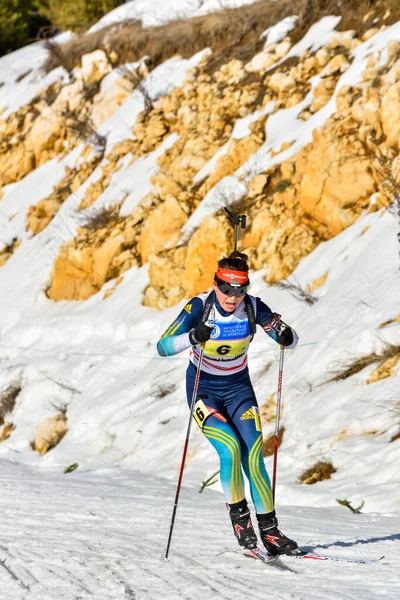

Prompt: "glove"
[189,321,214,345]
[275,323,294,347]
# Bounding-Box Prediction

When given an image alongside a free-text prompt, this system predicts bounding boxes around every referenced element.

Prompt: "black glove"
[275,324,294,347]
[189,321,214,345]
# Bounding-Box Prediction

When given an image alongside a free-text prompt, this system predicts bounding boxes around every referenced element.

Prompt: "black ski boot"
[257,510,300,556]
[228,499,257,549]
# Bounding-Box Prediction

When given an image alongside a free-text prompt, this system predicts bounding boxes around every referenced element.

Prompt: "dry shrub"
[361,134,400,266]
[43,23,127,73]
[42,39,73,74]
[0,381,21,425]
[118,64,154,113]
[327,343,400,383]
[42,1,400,77]
[299,460,336,484]
[83,206,121,230]
[274,276,318,305]
[61,110,106,155]
[263,426,285,456]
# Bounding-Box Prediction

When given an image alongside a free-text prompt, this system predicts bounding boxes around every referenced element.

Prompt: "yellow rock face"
[34,414,68,455]
[183,213,234,297]
[25,101,66,167]
[27,197,63,235]
[48,251,99,301]
[298,126,376,236]
[81,49,112,85]
[148,246,188,291]
[91,76,136,128]
[0,143,35,187]
[26,152,102,235]
[48,233,139,302]
[248,174,269,198]
[0,423,15,442]
[367,355,400,384]
[138,197,188,263]
[47,206,143,301]
[320,54,350,77]
[306,271,329,292]
[381,83,400,149]
[0,239,21,267]
[10,26,398,307]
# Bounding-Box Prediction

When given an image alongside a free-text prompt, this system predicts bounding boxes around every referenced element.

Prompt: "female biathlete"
[157,251,300,555]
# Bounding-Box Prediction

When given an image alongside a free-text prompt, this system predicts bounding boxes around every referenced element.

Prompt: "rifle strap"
[200,291,256,340]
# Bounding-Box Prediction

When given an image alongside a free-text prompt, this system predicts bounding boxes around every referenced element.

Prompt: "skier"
[157,251,300,555]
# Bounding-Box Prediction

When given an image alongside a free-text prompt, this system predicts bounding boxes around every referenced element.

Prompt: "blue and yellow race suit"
[157,292,298,514]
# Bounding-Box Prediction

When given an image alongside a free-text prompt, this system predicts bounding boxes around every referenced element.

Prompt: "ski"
[243,547,384,566]
[244,546,276,563]
[243,547,297,572]
[293,552,385,565]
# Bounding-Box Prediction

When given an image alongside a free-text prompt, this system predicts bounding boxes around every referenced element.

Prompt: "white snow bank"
[261,15,298,47]
[232,101,276,139]
[89,0,262,32]
[0,33,74,117]
[286,15,342,57]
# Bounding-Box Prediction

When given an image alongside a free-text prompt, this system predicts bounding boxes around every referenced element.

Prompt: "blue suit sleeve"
[157,297,204,356]
[256,297,298,348]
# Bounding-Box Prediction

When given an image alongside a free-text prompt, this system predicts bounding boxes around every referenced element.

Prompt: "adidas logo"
[240,408,255,420]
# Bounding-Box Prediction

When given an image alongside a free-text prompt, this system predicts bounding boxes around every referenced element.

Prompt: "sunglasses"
[215,278,250,297]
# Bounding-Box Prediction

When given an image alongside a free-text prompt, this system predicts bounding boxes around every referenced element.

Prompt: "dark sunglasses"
[215,278,250,297]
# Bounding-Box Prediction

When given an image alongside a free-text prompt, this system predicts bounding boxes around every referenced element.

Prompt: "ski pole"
[272,344,285,503]
[165,346,205,559]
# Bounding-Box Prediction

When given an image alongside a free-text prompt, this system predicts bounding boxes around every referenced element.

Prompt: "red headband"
[216,267,249,285]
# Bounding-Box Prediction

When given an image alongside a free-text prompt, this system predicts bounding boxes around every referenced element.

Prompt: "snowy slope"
[0,460,399,600]
[0,33,73,118]
[89,0,263,32]
[0,13,399,517]
[0,206,399,514]
[0,6,400,599]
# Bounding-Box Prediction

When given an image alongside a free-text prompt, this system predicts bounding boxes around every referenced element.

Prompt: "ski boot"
[228,499,257,549]
[257,510,300,556]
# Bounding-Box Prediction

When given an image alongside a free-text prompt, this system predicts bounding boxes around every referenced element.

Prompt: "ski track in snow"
[0,462,399,600]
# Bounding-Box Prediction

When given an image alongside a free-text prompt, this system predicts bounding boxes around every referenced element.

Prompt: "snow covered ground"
[89,0,263,32]
[1,6,400,599]
[0,10,399,508]
[0,33,73,118]
[1,460,399,600]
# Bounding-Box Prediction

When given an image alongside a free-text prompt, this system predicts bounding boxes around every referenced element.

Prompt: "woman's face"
[213,281,245,312]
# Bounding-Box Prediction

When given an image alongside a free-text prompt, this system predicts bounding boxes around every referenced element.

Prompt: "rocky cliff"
[0,13,399,309]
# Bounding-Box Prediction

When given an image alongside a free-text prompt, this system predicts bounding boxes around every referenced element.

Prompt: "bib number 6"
[216,345,231,356]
